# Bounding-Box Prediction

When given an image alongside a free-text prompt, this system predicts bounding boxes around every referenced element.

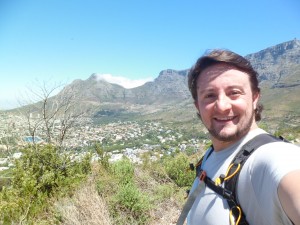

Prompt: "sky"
[0,0,300,109]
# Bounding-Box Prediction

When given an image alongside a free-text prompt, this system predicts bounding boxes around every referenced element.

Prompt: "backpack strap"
[224,133,287,224]
[177,133,287,225]
[177,147,214,225]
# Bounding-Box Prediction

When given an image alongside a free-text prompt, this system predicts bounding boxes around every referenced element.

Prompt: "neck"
[212,139,236,152]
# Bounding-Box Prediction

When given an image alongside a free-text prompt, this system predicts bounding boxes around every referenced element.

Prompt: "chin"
[210,129,240,142]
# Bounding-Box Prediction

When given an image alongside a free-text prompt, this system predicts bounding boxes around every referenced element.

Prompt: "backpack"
[177,133,288,225]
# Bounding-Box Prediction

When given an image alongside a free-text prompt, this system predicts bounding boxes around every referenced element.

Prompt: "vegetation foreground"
[0,142,202,225]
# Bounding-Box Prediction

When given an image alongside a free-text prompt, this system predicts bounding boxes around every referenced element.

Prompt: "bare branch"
[17,79,88,149]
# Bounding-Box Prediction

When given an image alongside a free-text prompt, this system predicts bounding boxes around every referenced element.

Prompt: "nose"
[215,95,231,112]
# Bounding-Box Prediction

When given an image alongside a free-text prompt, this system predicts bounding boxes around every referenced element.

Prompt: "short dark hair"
[188,49,263,121]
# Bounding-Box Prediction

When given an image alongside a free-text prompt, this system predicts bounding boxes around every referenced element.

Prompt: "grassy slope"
[259,65,300,133]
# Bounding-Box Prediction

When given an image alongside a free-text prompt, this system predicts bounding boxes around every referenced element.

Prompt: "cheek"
[198,103,213,119]
[233,99,252,113]
[201,102,214,111]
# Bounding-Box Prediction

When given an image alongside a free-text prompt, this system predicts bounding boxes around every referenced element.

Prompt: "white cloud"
[94,74,153,89]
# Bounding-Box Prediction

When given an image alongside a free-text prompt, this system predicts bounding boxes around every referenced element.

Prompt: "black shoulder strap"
[179,134,286,225]
[178,147,214,225]
[224,133,287,224]
[225,133,287,204]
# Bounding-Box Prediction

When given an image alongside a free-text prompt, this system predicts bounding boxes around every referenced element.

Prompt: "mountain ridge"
[9,39,300,127]
[65,39,300,105]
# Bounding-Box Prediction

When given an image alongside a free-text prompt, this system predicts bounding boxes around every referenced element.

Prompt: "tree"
[18,79,90,149]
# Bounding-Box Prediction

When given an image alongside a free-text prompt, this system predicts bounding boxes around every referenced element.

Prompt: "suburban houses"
[0,112,205,170]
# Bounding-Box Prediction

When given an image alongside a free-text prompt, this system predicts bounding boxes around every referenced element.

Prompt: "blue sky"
[0,0,300,109]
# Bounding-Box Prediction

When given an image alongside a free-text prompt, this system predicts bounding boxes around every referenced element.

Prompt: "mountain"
[14,39,300,127]
[246,39,300,84]
[244,39,300,126]
[64,69,191,106]
[128,69,191,104]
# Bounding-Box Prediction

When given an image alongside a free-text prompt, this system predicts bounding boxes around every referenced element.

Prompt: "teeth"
[216,116,234,120]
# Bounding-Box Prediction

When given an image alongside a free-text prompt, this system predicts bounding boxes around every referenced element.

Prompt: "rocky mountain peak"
[247,39,300,61]
[89,73,98,80]
[245,39,300,82]
[158,69,189,77]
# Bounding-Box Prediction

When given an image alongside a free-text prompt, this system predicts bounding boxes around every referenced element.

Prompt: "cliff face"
[245,39,300,83]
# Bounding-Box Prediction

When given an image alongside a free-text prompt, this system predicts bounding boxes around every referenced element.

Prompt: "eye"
[231,90,240,95]
[205,93,216,99]
[229,90,242,98]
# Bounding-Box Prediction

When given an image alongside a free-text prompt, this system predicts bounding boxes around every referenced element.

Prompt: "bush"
[94,143,110,170]
[164,153,195,187]
[0,169,12,191]
[154,183,175,200]
[111,158,134,185]
[0,144,92,224]
[112,182,151,224]
[96,158,152,225]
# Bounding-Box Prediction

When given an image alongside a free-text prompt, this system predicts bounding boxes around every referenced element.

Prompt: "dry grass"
[133,166,186,225]
[149,199,185,225]
[55,177,112,225]
[54,163,189,225]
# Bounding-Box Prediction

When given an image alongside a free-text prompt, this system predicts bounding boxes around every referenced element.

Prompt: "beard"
[203,110,255,143]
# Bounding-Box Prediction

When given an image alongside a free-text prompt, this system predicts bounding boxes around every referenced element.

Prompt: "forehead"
[197,63,249,86]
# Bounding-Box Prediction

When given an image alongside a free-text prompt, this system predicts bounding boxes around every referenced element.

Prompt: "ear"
[253,92,260,110]
[194,100,203,121]
[194,100,200,112]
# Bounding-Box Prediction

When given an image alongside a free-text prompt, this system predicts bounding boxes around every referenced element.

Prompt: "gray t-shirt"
[187,128,300,225]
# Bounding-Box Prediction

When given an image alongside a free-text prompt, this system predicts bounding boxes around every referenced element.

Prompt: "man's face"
[194,63,259,148]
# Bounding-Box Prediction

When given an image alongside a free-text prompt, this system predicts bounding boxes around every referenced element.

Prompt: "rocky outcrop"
[245,39,300,83]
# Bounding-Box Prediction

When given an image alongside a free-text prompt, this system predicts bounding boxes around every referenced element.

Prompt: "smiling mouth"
[214,116,236,122]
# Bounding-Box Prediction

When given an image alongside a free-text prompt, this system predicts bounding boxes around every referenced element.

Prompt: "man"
[187,49,300,225]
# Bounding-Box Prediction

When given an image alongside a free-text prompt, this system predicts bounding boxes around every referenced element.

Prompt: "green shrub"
[164,153,195,187]
[154,183,175,200]
[94,143,110,170]
[112,182,151,225]
[185,146,197,156]
[0,144,92,224]
[111,158,134,185]
[0,169,12,191]
[96,158,152,225]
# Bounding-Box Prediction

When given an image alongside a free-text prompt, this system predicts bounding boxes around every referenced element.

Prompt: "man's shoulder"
[238,131,299,173]
[237,128,267,146]
[257,139,300,152]
[245,136,300,173]
[241,128,299,151]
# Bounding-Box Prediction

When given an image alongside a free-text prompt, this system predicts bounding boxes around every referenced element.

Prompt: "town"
[0,111,207,171]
